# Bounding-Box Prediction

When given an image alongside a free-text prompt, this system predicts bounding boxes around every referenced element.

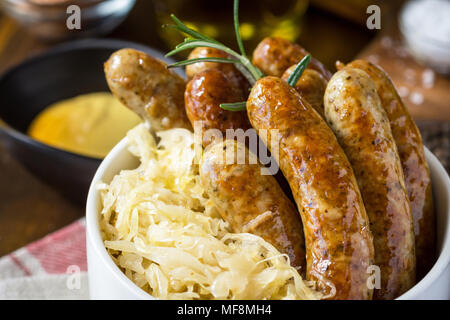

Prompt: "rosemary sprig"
[165,15,219,44]
[164,0,263,86]
[167,57,239,68]
[219,101,247,111]
[234,0,246,58]
[287,54,311,87]
[166,37,261,86]
[165,0,310,111]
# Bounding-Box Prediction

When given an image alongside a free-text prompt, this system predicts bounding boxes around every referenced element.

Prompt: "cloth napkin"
[0,219,89,300]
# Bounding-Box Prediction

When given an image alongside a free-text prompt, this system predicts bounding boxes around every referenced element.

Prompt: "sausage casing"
[347,60,435,279]
[200,139,306,272]
[104,49,191,131]
[252,37,332,79]
[281,67,328,118]
[185,68,251,147]
[324,68,416,299]
[247,76,374,300]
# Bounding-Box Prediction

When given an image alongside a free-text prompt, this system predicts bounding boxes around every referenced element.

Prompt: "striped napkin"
[0,219,88,300]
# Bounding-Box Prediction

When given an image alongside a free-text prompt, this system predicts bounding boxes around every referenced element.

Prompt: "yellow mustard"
[28,92,141,158]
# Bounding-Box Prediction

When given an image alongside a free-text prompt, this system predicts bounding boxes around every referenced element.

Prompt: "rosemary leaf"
[287,54,311,87]
[166,40,228,57]
[167,57,239,68]
[220,101,247,111]
[176,38,199,48]
[233,0,246,58]
[169,14,219,44]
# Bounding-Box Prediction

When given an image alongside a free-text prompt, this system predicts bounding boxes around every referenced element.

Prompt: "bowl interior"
[87,141,450,299]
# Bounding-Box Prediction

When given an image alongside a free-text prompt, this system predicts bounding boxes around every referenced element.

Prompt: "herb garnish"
[166,0,310,111]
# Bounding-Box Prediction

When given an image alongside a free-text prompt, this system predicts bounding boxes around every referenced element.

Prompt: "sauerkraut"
[99,124,320,300]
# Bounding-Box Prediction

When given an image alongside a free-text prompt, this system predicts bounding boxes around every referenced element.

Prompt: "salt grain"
[381,36,393,48]
[395,46,409,58]
[409,92,424,105]
[404,68,416,82]
[422,69,435,89]
[367,54,379,64]
[397,86,410,98]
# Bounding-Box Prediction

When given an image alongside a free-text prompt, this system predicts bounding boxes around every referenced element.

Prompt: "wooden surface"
[0,1,447,257]
[357,23,450,122]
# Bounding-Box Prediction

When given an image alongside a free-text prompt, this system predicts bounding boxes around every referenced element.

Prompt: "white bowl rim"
[397,148,450,300]
[86,138,450,300]
[86,137,151,300]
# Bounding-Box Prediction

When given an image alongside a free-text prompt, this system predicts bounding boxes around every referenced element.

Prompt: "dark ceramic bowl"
[0,39,172,204]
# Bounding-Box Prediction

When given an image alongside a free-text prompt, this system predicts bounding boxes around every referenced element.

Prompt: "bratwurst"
[324,67,416,300]
[247,76,374,300]
[184,68,251,147]
[252,37,330,118]
[346,60,435,280]
[200,139,306,272]
[104,48,191,131]
[252,37,332,79]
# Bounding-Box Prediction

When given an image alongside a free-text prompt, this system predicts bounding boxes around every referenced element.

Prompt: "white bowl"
[86,138,450,300]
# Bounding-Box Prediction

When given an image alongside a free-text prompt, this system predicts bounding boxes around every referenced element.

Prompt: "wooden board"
[357,27,450,122]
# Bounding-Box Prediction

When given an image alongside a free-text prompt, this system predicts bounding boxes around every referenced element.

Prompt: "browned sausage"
[185,47,249,92]
[104,48,191,131]
[185,68,251,147]
[346,60,435,280]
[281,67,328,118]
[324,67,416,300]
[247,76,374,300]
[199,139,306,272]
[252,37,332,79]
[184,49,294,203]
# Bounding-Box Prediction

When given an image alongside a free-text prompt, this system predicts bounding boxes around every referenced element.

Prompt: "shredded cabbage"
[99,124,320,300]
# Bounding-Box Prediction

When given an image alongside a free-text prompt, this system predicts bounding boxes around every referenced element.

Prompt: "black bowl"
[0,39,173,205]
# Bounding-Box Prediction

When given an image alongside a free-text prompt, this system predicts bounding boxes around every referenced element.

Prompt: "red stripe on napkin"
[26,220,87,274]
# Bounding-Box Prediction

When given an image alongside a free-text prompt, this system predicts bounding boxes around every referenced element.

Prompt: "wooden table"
[0,1,447,256]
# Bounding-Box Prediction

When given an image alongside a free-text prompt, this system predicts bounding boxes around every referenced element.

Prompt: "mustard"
[28,92,141,158]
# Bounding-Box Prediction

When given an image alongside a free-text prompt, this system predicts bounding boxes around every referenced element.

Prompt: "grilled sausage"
[185,50,294,202]
[324,68,416,299]
[185,68,251,147]
[247,76,374,300]
[200,139,306,272]
[104,48,191,131]
[281,67,328,118]
[252,37,332,79]
[346,60,435,280]
[185,47,249,92]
